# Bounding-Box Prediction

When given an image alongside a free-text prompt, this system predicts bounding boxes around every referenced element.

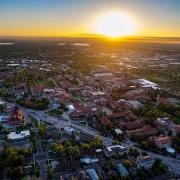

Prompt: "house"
[117,163,129,177]
[154,135,172,149]
[127,126,158,138]
[136,156,155,169]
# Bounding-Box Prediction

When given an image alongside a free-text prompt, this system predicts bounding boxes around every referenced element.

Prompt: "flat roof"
[8,130,30,140]
[107,145,126,152]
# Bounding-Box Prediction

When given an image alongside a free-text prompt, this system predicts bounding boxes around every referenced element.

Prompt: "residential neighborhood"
[0,38,180,180]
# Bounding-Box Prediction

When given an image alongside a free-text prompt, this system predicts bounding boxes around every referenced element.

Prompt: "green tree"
[53,143,64,154]
[90,138,103,149]
[0,104,6,112]
[152,159,167,175]
[81,143,90,153]
[38,123,47,136]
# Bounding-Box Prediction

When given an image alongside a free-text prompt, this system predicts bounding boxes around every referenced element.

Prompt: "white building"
[8,130,30,141]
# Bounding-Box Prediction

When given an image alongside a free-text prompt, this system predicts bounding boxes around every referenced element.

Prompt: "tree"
[5,147,25,167]
[53,143,64,154]
[81,143,90,153]
[102,159,115,171]
[35,161,40,177]
[128,148,140,157]
[172,134,180,152]
[8,166,24,180]
[0,89,9,100]
[38,123,47,136]
[64,141,72,147]
[64,145,80,156]
[0,104,6,112]
[90,138,103,149]
[152,159,167,175]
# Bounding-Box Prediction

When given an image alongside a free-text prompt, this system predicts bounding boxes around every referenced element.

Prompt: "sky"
[0,0,180,37]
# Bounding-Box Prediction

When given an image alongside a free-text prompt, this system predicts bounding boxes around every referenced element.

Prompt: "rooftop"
[8,130,30,140]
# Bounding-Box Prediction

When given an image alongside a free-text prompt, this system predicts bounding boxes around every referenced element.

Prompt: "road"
[34,128,47,180]
[31,112,113,146]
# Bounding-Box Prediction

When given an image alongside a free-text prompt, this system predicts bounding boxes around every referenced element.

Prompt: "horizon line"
[0,35,180,43]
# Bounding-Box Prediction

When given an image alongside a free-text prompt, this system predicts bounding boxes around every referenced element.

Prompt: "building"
[134,79,160,90]
[118,119,144,130]
[155,117,171,129]
[127,127,158,138]
[7,130,30,141]
[154,136,172,149]
[105,145,126,157]
[122,89,148,101]
[80,157,99,165]
[137,156,155,169]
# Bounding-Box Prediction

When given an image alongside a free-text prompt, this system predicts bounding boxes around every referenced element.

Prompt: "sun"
[94,11,137,38]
